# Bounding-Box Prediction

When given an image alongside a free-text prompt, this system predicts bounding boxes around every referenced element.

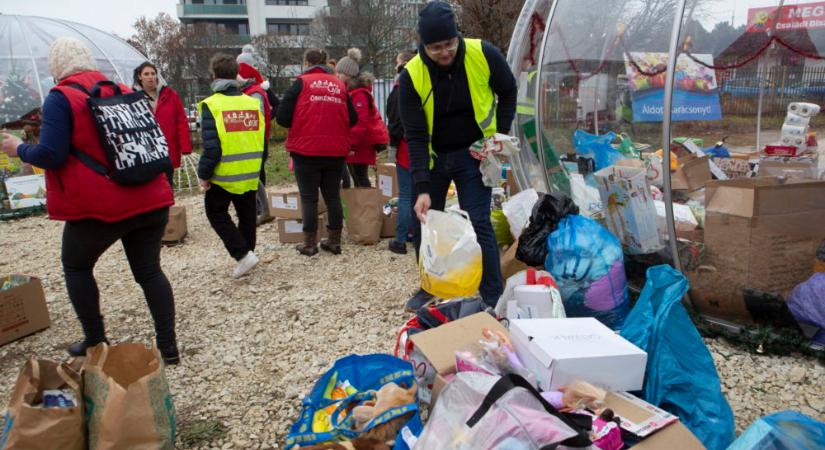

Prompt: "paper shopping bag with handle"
[0,358,85,450]
[341,187,383,245]
[83,343,176,450]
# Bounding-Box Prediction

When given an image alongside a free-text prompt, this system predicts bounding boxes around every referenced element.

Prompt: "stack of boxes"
[759,102,822,180]
[267,191,327,244]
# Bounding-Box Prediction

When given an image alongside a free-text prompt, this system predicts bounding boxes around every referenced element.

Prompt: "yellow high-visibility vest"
[406,38,497,159]
[199,93,265,194]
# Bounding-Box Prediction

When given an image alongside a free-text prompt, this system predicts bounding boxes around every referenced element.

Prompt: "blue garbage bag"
[285,354,422,450]
[573,129,623,170]
[620,265,735,450]
[545,215,630,329]
[727,410,825,450]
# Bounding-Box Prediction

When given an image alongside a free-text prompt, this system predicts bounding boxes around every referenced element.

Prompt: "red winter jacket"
[347,85,389,165]
[152,86,192,168]
[284,67,351,157]
[48,71,173,222]
[241,82,272,140]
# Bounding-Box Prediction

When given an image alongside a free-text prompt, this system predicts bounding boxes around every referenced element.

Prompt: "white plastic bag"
[472,134,521,188]
[570,173,603,218]
[420,209,483,299]
[502,188,539,239]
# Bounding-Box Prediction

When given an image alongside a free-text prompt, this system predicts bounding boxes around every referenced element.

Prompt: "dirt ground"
[1,192,823,449]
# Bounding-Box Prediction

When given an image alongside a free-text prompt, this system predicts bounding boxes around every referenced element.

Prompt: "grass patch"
[264,141,293,187]
[178,418,228,447]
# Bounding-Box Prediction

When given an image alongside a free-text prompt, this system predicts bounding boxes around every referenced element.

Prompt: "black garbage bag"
[516,192,579,267]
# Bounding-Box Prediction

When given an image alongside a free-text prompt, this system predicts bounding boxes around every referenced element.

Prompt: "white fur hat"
[48,37,97,81]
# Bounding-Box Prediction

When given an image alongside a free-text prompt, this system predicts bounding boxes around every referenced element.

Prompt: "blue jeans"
[413,150,503,306]
[395,165,413,244]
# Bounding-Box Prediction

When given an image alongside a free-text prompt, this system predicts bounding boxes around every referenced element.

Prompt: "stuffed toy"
[352,382,416,432]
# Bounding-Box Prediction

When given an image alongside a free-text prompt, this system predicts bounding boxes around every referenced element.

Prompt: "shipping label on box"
[509,318,647,391]
[377,163,398,200]
[1,275,51,347]
[4,174,46,209]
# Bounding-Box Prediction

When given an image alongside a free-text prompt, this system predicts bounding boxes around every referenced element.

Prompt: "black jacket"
[197,80,243,181]
[386,79,404,147]
[398,38,518,194]
[275,65,358,129]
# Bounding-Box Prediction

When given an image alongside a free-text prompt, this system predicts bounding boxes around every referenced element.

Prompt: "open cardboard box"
[672,154,711,192]
[605,391,704,450]
[409,312,508,405]
[689,178,825,321]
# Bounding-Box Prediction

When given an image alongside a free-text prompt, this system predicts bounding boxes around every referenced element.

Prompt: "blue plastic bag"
[620,265,735,450]
[285,354,422,450]
[727,410,825,450]
[573,130,623,170]
[545,215,629,329]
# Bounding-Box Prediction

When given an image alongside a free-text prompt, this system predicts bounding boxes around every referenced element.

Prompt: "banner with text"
[748,2,825,33]
[624,52,722,122]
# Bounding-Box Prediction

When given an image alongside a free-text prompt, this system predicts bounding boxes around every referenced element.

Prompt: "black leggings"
[344,163,371,188]
[292,152,345,232]
[61,208,175,349]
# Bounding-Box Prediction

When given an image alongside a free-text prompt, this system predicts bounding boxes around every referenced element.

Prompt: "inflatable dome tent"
[0,15,149,126]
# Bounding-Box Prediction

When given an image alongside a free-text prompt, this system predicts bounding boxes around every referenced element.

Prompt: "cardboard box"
[713,157,752,179]
[1,275,51,347]
[377,163,398,200]
[409,312,508,404]
[431,372,449,407]
[672,154,711,191]
[276,216,327,244]
[381,212,397,238]
[501,240,529,278]
[509,318,647,391]
[605,391,704,450]
[758,156,819,180]
[267,191,326,220]
[690,178,825,321]
[162,206,187,243]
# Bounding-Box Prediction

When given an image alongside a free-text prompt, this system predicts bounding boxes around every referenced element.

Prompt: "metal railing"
[182,4,248,15]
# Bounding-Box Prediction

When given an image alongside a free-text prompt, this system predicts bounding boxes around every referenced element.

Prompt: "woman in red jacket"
[133,62,192,186]
[335,48,389,187]
[1,38,178,364]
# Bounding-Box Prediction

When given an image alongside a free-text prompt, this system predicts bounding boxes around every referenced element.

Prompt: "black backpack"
[69,80,171,185]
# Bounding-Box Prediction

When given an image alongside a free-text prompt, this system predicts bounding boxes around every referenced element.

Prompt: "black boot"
[296,232,318,256]
[320,228,342,255]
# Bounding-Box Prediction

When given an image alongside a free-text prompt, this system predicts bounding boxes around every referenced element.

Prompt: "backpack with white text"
[69,80,171,185]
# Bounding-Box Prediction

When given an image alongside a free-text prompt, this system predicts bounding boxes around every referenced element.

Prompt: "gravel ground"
[1,192,823,449]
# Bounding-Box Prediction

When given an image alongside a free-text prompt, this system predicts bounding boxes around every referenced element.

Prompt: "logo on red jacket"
[222,110,259,132]
[309,79,342,95]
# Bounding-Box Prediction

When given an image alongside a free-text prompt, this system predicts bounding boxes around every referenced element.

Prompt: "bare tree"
[130,13,189,89]
[311,0,421,78]
[249,33,311,89]
[447,0,523,53]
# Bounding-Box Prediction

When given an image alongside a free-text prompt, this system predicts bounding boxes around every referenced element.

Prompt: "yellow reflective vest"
[405,38,497,157]
[199,93,265,194]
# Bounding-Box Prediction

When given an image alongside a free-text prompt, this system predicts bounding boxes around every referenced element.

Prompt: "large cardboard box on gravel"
[410,312,508,405]
[671,154,711,192]
[689,178,825,321]
[1,275,50,347]
[268,191,326,220]
[277,216,327,244]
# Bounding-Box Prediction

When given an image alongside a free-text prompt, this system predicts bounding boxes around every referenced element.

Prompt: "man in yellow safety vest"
[198,53,266,278]
[399,1,518,311]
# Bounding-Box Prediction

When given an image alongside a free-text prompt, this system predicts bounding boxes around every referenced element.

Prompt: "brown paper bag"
[83,343,176,450]
[341,187,383,244]
[1,358,84,450]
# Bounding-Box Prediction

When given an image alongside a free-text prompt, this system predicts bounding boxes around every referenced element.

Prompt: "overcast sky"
[1,0,178,39]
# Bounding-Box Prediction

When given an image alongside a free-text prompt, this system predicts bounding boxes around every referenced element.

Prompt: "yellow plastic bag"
[419,209,483,299]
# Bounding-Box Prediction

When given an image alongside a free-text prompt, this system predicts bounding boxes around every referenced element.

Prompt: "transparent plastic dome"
[0,15,148,125]
[508,0,825,327]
